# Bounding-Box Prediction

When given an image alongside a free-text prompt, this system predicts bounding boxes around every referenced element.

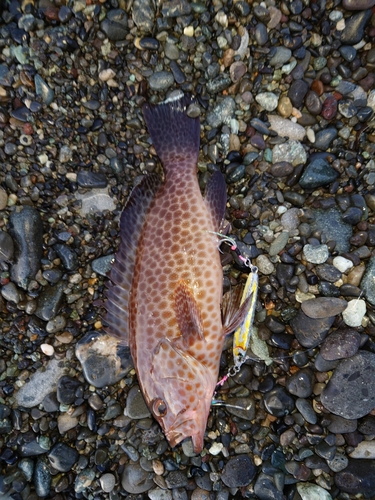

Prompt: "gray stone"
[321,351,375,419]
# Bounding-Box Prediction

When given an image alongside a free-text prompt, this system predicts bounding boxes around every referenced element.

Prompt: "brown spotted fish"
[104,93,248,453]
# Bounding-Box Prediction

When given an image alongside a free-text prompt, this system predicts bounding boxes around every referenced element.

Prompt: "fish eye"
[153,398,167,417]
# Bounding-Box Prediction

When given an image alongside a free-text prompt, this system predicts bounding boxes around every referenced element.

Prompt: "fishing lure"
[214,234,259,386]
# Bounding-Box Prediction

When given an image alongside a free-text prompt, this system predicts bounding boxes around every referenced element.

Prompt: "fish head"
[149,339,214,453]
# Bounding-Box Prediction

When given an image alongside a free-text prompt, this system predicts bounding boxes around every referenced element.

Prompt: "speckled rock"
[321,351,375,419]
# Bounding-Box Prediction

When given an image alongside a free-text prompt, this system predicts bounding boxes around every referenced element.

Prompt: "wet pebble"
[35,74,54,105]
[101,9,128,41]
[77,171,108,188]
[303,244,329,264]
[34,456,51,497]
[299,158,339,189]
[75,468,96,494]
[286,368,314,398]
[268,115,306,141]
[335,459,375,497]
[221,455,256,488]
[340,9,372,45]
[76,331,133,388]
[54,243,78,271]
[297,482,332,500]
[342,299,366,327]
[254,473,283,500]
[34,282,65,321]
[255,92,278,112]
[121,463,154,494]
[57,376,82,405]
[301,297,347,319]
[9,206,43,289]
[264,387,295,417]
[288,80,309,108]
[360,256,375,305]
[321,351,375,419]
[125,385,151,419]
[291,310,335,348]
[296,398,317,424]
[48,443,79,472]
[313,128,338,150]
[321,328,361,361]
[148,71,174,91]
[272,140,307,166]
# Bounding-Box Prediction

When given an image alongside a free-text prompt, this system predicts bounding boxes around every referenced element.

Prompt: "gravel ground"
[1,0,375,498]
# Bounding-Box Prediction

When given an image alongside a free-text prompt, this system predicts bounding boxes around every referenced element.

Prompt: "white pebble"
[342,299,366,327]
[99,68,115,82]
[99,473,116,493]
[215,11,228,28]
[306,128,315,143]
[41,344,54,356]
[209,442,224,455]
[336,18,345,31]
[183,26,194,36]
[332,256,353,273]
[349,440,375,459]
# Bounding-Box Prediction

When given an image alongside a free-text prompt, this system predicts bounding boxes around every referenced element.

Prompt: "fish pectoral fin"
[204,170,227,231]
[222,286,252,336]
[174,280,205,348]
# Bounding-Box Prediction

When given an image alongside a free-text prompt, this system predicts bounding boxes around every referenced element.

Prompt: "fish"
[104,92,249,453]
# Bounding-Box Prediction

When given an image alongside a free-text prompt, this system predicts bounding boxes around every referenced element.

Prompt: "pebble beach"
[1,0,375,498]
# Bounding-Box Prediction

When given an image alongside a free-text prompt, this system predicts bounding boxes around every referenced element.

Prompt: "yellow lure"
[233,265,258,370]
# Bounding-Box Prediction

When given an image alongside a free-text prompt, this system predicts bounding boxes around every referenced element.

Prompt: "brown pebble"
[277,95,293,117]
[270,161,294,177]
[311,79,324,96]
[321,95,338,120]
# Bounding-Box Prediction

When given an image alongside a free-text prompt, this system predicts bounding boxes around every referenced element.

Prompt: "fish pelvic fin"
[174,280,205,348]
[103,173,162,344]
[142,93,200,170]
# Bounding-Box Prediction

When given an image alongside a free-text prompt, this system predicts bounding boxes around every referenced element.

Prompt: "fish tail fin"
[142,92,200,169]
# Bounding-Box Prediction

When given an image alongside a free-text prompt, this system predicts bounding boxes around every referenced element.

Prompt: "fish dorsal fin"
[204,170,227,231]
[222,286,252,336]
[103,174,162,344]
[174,280,205,348]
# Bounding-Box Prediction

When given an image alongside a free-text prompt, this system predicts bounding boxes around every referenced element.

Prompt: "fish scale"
[104,93,249,452]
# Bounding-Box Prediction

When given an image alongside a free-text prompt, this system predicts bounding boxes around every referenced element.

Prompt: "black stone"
[9,206,43,289]
[57,376,82,405]
[290,309,335,348]
[335,459,375,498]
[264,386,295,417]
[54,243,78,271]
[221,455,256,488]
[77,170,108,189]
[48,443,79,472]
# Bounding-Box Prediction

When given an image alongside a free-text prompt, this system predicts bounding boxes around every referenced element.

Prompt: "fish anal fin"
[104,173,162,344]
[204,170,227,231]
[222,287,252,336]
[174,280,205,348]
